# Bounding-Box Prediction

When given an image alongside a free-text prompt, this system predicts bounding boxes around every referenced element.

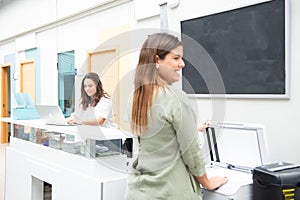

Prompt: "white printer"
[201,122,270,200]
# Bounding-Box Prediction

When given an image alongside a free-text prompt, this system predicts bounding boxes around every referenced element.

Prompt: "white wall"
[1,0,300,164]
[0,0,124,40]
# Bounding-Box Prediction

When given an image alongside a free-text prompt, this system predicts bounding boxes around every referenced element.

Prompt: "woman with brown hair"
[67,72,116,127]
[126,33,227,200]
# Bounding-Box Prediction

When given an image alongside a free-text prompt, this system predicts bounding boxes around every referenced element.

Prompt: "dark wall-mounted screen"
[181,0,287,97]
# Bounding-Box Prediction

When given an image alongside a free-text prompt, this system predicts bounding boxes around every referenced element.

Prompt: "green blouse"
[126,86,205,200]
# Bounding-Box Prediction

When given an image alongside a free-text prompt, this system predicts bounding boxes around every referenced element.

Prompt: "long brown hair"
[80,72,109,110]
[131,33,182,136]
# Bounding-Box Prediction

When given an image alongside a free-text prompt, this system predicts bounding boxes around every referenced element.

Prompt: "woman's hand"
[196,173,228,191]
[198,119,211,132]
[66,117,76,124]
[66,114,82,125]
[205,176,228,190]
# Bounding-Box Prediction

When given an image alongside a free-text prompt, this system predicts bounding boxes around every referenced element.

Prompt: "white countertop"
[1,117,132,141]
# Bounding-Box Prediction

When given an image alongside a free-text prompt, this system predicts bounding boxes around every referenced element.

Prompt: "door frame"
[1,64,11,143]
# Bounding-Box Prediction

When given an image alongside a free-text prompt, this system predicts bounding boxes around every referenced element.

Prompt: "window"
[57,50,75,117]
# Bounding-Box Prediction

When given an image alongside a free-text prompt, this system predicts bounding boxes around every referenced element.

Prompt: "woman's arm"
[169,89,228,190]
[195,173,228,190]
[66,112,106,126]
[78,117,105,126]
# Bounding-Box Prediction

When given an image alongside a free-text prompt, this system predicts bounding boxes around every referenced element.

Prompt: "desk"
[1,117,131,200]
[0,117,131,140]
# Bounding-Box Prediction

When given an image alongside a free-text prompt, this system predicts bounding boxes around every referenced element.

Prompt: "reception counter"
[1,117,131,200]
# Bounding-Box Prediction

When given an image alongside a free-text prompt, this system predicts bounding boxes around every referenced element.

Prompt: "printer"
[201,122,270,200]
[253,162,300,200]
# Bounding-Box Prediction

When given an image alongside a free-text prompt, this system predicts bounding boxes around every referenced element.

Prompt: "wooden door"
[88,49,120,126]
[1,64,10,143]
[20,60,36,103]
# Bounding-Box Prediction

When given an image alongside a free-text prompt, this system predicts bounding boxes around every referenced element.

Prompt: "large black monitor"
[181,0,289,98]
